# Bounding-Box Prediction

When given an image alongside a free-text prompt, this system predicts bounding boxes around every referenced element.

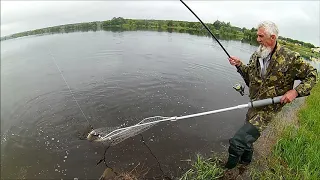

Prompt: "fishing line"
[96,134,171,179]
[48,50,92,127]
[96,145,120,176]
[139,134,172,179]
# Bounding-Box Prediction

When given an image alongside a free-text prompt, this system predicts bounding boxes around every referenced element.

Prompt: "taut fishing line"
[48,50,93,130]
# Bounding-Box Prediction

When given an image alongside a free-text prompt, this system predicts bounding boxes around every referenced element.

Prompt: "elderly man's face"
[256,27,276,48]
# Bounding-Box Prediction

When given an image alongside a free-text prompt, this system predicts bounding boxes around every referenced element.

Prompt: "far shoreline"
[1,17,319,62]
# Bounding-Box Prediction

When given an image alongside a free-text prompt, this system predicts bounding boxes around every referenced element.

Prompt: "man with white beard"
[224,21,317,176]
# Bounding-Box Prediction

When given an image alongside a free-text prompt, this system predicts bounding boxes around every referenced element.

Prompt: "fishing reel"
[233,83,245,96]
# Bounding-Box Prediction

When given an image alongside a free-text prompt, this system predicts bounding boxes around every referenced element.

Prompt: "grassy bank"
[180,155,224,180]
[276,84,320,179]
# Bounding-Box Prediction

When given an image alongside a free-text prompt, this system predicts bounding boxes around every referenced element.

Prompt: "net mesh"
[87,116,170,146]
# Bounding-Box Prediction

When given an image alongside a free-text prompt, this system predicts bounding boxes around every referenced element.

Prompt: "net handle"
[98,95,303,140]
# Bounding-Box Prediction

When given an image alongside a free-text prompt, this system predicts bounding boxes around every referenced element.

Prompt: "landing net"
[86,97,280,146]
[87,116,171,146]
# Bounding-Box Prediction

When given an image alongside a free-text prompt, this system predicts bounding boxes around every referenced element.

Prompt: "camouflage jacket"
[237,42,317,122]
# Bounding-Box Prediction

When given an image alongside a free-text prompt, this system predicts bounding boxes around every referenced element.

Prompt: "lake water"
[1,30,317,179]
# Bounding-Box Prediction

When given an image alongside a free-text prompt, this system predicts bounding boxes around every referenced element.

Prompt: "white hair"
[257,21,279,39]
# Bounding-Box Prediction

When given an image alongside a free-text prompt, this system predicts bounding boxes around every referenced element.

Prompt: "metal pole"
[100,96,286,140]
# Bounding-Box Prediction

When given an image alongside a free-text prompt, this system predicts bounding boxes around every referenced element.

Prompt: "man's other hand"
[228,56,242,67]
[280,89,298,104]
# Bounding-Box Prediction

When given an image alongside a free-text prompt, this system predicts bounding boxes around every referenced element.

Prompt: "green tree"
[213,20,222,29]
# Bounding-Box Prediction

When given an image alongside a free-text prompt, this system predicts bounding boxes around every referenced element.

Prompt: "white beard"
[256,45,272,59]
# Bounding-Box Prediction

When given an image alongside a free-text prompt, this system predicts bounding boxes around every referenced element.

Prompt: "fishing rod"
[180,0,230,57]
[179,0,246,95]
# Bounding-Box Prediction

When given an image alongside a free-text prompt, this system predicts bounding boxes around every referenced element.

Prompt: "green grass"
[252,75,320,179]
[180,154,224,180]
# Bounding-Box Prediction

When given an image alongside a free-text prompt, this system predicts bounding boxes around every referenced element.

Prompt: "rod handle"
[249,96,283,108]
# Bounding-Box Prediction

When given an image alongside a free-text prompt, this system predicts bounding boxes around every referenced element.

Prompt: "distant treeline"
[0,17,316,49]
[0,22,98,41]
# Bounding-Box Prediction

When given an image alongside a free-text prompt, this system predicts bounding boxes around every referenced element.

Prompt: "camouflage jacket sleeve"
[236,54,255,86]
[293,55,318,96]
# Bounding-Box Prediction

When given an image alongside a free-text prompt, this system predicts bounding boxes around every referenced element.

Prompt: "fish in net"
[87,116,173,146]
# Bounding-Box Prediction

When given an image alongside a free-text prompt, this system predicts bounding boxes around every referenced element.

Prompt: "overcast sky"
[1,1,319,46]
